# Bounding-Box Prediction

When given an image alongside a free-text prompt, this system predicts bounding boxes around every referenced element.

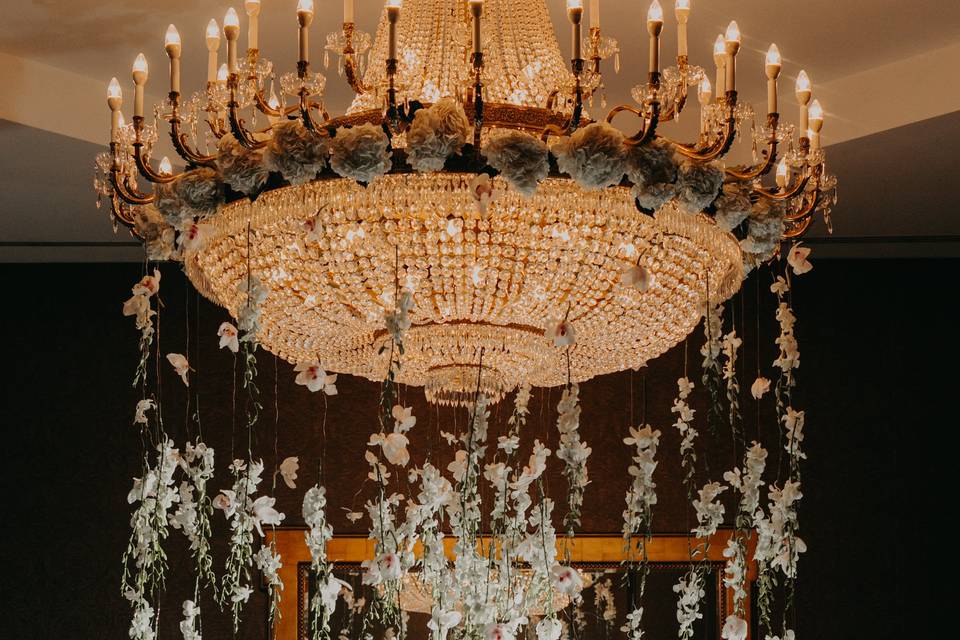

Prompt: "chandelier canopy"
[97,0,835,407]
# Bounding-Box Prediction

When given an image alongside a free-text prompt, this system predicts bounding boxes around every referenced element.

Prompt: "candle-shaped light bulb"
[795,69,812,134]
[698,76,711,103]
[713,34,726,95]
[723,20,740,92]
[107,77,123,140]
[245,0,261,51]
[158,156,173,175]
[164,25,182,94]
[206,19,220,82]
[809,99,824,132]
[795,70,811,104]
[647,1,663,75]
[765,43,781,115]
[131,53,148,118]
[675,0,690,58]
[468,0,483,57]
[298,0,315,63]
[776,158,788,188]
[267,90,281,124]
[224,8,240,73]
[217,63,229,83]
[567,0,583,62]
[386,0,401,62]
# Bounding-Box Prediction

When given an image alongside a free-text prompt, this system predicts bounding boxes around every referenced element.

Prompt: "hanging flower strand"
[556,383,591,536]
[122,269,161,387]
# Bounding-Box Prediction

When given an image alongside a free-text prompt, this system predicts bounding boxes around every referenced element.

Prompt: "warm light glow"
[647,0,663,24]
[725,20,740,45]
[206,18,220,47]
[224,7,240,30]
[132,53,148,82]
[158,156,173,175]
[766,43,781,67]
[386,0,402,8]
[297,0,315,15]
[268,91,281,110]
[217,63,229,82]
[165,24,181,49]
[776,158,788,179]
[107,77,122,101]
[698,76,711,100]
[675,0,690,13]
[808,99,824,126]
[713,34,725,57]
[795,70,811,95]
[566,0,583,10]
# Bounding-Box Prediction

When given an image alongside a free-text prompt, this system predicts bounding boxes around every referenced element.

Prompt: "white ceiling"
[1,0,959,260]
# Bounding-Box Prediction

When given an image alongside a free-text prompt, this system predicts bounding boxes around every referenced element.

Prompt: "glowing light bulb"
[776,158,789,187]
[698,76,711,102]
[725,20,740,45]
[107,77,122,102]
[224,7,240,38]
[808,99,824,129]
[268,91,281,110]
[386,0,402,8]
[206,19,220,49]
[164,24,181,56]
[132,53,149,83]
[675,0,690,15]
[217,63,229,82]
[713,34,726,58]
[795,70,811,102]
[297,0,315,15]
[158,156,173,175]
[766,43,781,69]
[647,0,663,25]
[566,0,583,10]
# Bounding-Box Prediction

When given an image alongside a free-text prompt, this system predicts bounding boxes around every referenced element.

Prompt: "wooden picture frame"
[266,530,756,639]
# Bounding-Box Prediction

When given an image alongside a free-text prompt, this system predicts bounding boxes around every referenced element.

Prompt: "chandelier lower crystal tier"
[187,174,741,399]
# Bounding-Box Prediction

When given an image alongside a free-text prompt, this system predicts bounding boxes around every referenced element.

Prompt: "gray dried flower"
[553,122,626,190]
[406,97,470,172]
[154,167,223,227]
[217,134,269,195]
[626,140,680,210]
[265,120,329,185]
[484,130,550,196]
[676,160,724,212]
[741,199,786,253]
[713,181,753,231]
[330,123,393,184]
[134,205,178,261]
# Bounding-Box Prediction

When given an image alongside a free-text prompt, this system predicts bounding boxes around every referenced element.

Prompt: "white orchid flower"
[369,432,411,467]
[279,456,299,489]
[294,362,338,394]
[550,565,584,595]
[217,322,240,353]
[621,263,654,292]
[166,353,191,386]
[751,377,771,399]
[134,399,155,425]
[391,404,416,433]
[545,317,576,347]
[787,242,813,275]
[250,495,285,536]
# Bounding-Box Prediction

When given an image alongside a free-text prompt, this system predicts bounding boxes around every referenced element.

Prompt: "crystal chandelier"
[96,0,836,407]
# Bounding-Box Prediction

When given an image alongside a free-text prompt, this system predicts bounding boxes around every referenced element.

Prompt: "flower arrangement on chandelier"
[483,130,550,196]
[700,303,725,433]
[217,133,270,195]
[742,199,787,257]
[713,181,754,232]
[553,122,626,190]
[133,206,177,261]
[330,123,393,184]
[676,159,724,212]
[406,97,470,172]
[626,139,680,211]
[265,120,330,186]
[153,168,224,227]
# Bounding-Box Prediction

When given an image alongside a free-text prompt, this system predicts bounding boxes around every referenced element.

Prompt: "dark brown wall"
[1,259,947,638]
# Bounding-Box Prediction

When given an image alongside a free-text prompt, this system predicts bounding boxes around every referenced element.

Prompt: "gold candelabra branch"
[726,112,780,180]
[169,93,218,167]
[227,74,268,149]
[342,22,369,94]
[665,90,737,161]
[132,115,176,184]
[110,141,155,205]
[108,190,138,227]
[755,137,811,201]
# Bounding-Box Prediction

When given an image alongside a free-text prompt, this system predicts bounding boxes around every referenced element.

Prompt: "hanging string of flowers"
[122,269,161,387]
[620,423,660,640]
[556,383,591,537]
[701,303,725,434]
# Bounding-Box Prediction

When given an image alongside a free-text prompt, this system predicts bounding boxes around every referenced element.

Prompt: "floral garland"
[122,269,161,387]
[556,383,591,535]
[700,303,725,434]
[170,441,217,593]
[620,424,660,639]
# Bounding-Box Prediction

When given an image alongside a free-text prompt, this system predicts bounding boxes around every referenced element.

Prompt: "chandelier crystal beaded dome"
[96,0,836,407]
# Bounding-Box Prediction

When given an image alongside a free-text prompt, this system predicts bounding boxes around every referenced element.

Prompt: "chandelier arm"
[782,215,814,238]
[110,164,155,207]
[662,92,738,161]
[754,173,810,202]
[299,90,330,133]
[657,57,690,123]
[784,184,821,222]
[164,94,219,168]
[726,113,780,181]
[342,22,370,95]
[226,75,268,150]
[109,191,138,228]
